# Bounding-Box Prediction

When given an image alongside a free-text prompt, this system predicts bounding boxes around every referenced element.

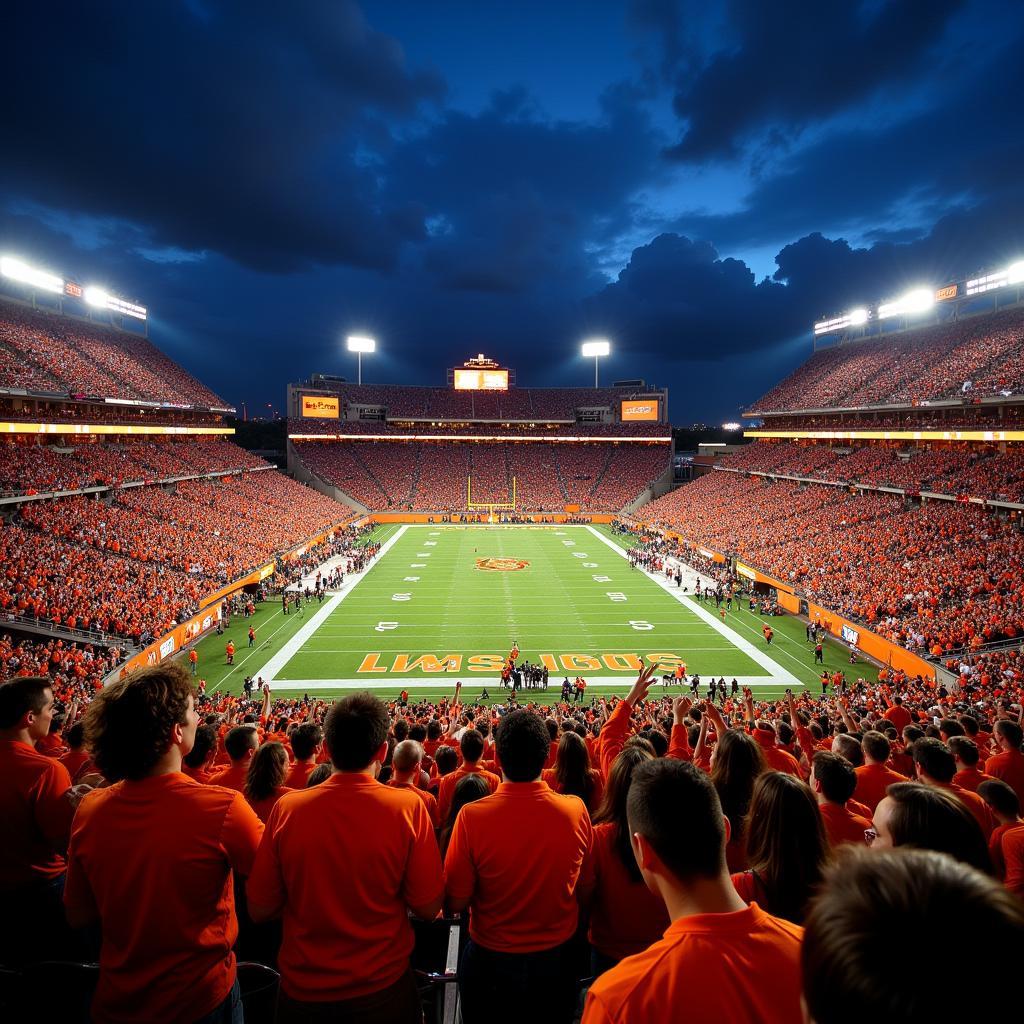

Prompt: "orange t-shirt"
[248,785,295,825]
[387,779,440,828]
[819,802,871,847]
[952,766,991,793]
[582,904,803,1024]
[1003,826,1024,896]
[60,748,93,782]
[985,749,1024,806]
[437,763,500,824]
[283,761,315,790]
[246,773,443,1002]
[588,822,669,961]
[444,780,593,953]
[64,773,263,1024]
[0,738,73,888]
[883,705,912,732]
[853,763,906,812]
[208,760,249,794]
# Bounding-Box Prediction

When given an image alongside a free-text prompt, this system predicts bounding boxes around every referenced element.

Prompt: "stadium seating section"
[637,468,1024,656]
[0,298,228,408]
[750,305,1024,413]
[294,440,671,512]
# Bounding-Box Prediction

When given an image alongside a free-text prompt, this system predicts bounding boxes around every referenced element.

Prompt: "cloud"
[1,1,443,273]
[647,0,967,162]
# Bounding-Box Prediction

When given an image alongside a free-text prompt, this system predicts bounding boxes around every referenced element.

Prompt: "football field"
[188,524,873,703]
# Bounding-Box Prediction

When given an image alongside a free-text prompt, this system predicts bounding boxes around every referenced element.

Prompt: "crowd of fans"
[294,440,670,513]
[2,664,1022,1022]
[0,299,227,408]
[760,403,1024,432]
[719,440,1024,502]
[1,470,354,644]
[288,418,668,438]
[638,470,1024,657]
[751,305,1024,413]
[0,440,269,497]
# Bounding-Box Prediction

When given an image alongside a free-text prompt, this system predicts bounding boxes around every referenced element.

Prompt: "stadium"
[4,5,1024,1024]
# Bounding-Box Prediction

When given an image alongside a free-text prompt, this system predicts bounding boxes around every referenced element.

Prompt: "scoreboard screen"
[453,368,509,391]
[621,399,659,421]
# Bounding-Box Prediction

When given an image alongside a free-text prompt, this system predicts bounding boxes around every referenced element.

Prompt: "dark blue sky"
[3,0,1024,421]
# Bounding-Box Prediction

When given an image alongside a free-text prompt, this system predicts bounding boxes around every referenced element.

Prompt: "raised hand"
[625,660,659,708]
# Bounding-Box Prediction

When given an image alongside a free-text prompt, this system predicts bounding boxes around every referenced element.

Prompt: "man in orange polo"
[986,721,1024,805]
[810,751,872,847]
[912,737,993,839]
[247,693,443,1022]
[389,739,440,828]
[0,676,77,966]
[208,724,258,792]
[445,708,594,1024]
[436,727,499,823]
[853,731,906,812]
[582,759,803,1024]
[283,723,322,790]
[63,664,264,1024]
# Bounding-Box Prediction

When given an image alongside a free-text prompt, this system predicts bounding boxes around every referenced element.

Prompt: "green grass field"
[181,524,878,703]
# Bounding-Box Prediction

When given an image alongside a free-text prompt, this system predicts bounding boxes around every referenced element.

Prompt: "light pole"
[581,339,610,387]
[346,335,376,385]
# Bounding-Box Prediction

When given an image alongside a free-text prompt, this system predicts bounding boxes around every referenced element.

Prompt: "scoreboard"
[453,368,509,391]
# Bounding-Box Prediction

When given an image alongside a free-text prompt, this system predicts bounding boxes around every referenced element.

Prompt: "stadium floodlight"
[847,307,869,325]
[346,335,376,385]
[1007,261,1024,285]
[0,256,63,294]
[82,286,147,320]
[581,339,611,387]
[84,287,110,308]
[877,288,934,319]
[722,422,741,431]
[813,307,870,335]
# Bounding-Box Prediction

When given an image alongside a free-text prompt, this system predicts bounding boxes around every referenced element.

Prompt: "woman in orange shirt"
[588,746,669,976]
[244,742,294,824]
[542,731,604,813]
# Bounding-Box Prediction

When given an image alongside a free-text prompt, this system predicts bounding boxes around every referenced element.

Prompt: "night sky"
[3,1,1024,422]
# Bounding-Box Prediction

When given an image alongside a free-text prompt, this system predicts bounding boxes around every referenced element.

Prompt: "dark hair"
[593,745,653,882]
[224,725,258,761]
[439,774,491,857]
[245,742,288,803]
[434,745,458,776]
[861,730,890,763]
[306,763,333,787]
[628,759,725,881]
[939,718,964,739]
[641,728,668,758]
[427,719,442,740]
[0,676,53,729]
[554,731,596,809]
[324,693,389,771]
[393,718,409,743]
[812,750,857,804]
[803,848,1024,1022]
[290,723,323,761]
[183,724,218,769]
[460,728,485,763]
[884,782,992,873]
[496,710,550,782]
[744,772,828,924]
[409,723,427,742]
[710,729,767,847]
[948,735,979,767]
[83,665,193,782]
[912,737,955,782]
[66,721,86,749]
[995,720,1023,748]
[977,779,1020,819]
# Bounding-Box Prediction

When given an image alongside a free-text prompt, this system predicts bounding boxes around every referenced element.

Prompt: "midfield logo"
[475,557,530,571]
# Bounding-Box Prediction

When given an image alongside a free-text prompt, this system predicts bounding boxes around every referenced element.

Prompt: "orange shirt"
[1003,826,1024,897]
[283,760,315,790]
[182,763,213,785]
[938,783,994,839]
[990,822,1024,879]
[819,802,871,848]
[437,763,500,824]
[589,822,669,961]
[208,760,249,794]
[853,762,907,812]
[444,780,593,953]
[64,773,263,1024]
[248,785,295,825]
[0,738,73,888]
[246,773,442,1002]
[387,779,440,828]
[985,749,1024,806]
[883,705,912,732]
[952,766,991,793]
[582,904,803,1024]
[59,748,93,783]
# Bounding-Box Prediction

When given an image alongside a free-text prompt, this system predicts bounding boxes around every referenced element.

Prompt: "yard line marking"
[585,526,800,686]
[254,526,409,684]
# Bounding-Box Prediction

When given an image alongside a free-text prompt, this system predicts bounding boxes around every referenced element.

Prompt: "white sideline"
[255,526,409,684]
[263,676,784,691]
[584,526,801,687]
